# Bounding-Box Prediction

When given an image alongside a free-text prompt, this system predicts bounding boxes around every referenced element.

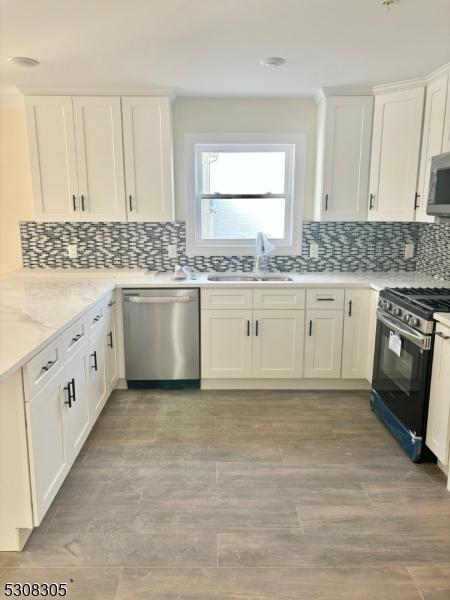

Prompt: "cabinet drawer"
[24,339,64,400]
[253,288,305,310]
[62,315,88,360]
[201,289,253,310]
[87,300,105,331]
[306,288,344,309]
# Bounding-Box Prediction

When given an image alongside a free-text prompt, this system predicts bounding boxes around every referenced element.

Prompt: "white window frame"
[185,133,305,256]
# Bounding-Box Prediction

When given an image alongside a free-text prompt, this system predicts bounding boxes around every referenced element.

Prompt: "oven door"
[372,311,432,436]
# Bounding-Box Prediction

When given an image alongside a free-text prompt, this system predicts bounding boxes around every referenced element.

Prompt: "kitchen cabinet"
[25,96,78,221]
[315,96,373,221]
[342,289,371,379]
[25,94,173,222]
[416,75,449,222]
[105,311,119,393]
[426,322,450,464]
[252,310,304,378]
[87,327,108,421]
[62,351,90,468]
[201,310,253,378]
[73,96,126,221]
[122,97,174,221]
[25,370,67,524]
[304,310,343,378]
[368,87,425,221]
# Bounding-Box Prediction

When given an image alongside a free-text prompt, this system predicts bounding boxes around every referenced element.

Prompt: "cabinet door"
[122,97,174,221]
[443,76,450,153]
[25,372,67,524]
[252,310,304,378]
[304,310,343,378]
[62,352,90,466]
[368,87,425,221]
[426,325,450,463]
[321,96,373,221]
[87,328,108,421]
[201,310,252,378]
[342,289,370,379]
[73,96,126,221]
[25,96,78,221]
[105,312,119,393]
[416,75,449,222]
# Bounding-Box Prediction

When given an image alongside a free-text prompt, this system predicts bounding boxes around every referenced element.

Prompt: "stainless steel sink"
[207,274,293,282]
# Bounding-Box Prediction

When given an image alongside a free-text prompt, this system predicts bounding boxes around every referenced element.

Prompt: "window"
[186,135,305,255]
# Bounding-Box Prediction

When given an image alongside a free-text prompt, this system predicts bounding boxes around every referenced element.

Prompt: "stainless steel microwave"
[427,152,450,216]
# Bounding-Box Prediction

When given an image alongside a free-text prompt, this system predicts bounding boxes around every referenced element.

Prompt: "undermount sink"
[207,274,293,282]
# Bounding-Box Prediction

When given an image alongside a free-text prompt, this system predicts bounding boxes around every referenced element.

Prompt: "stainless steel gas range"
[371,287,450,462]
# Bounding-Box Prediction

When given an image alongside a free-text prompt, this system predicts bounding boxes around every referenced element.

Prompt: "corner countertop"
[435,313,450,329]
[1,268,449,381]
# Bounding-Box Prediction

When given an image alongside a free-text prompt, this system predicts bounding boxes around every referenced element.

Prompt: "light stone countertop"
[435,313,450,328]
[1,268,450,381]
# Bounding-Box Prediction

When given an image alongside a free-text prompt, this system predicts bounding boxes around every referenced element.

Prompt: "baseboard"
[201,378,370,390]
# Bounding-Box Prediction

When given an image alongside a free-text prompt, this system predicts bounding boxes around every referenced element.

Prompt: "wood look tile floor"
[1,389,450,599]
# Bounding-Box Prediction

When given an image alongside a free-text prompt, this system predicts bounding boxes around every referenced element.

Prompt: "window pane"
[201,196,285,240]
[201,151,286,195]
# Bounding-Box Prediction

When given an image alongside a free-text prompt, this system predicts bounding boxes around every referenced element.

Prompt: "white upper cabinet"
[122,97,174,221]
[25,96,79,221]
[316,96,373,221]
[73,97,126,221]
[368,86,425,222]
[416,75,449,222]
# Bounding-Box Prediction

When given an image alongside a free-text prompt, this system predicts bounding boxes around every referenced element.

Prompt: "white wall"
[173,97,317,221]
[0,107,34,275]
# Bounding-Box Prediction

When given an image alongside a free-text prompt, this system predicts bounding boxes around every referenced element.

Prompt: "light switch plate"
[404,243,415,259]
[168,244,177,259]
[68,244,77,259]
[309,243,319,259]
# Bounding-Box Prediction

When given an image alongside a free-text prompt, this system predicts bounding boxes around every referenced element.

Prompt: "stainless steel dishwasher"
[123,288,200,389]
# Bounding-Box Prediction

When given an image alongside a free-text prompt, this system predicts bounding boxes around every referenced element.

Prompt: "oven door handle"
[377,311,431,350]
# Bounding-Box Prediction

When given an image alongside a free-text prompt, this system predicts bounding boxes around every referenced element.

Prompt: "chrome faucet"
[255,231,274,273]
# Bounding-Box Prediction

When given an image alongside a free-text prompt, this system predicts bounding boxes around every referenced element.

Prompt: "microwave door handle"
[377,312,428,348]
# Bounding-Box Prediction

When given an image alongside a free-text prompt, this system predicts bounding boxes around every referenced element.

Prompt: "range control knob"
[409,317,420,328]
[383,301,392,311]
[403,313,411,323]
[392,307,401,317]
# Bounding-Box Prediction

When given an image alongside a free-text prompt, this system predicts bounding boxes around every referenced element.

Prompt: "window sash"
[194,143,295,247]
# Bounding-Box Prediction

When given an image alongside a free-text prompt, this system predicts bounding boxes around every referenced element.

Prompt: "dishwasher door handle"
[125,295,194,304]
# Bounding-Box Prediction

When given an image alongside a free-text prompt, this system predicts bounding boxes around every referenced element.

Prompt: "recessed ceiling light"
[6,56,39,67]
[259,57,286,68]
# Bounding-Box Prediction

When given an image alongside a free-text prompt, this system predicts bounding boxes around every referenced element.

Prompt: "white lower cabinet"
[304,310,343,378]
[105,312,119,393]
[342,289,371,379]
[87,327,108,421]
[62,351,90,468]
[426,323,450,464]
[252,310,304,378]
[201,310,253,378]
[25,370,67,524]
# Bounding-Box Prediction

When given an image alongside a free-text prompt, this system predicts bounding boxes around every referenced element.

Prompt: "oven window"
[379,333,414,395]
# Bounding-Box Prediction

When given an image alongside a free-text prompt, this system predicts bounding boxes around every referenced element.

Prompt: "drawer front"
[24,339,64,400]
[62,315,88,360]
[253,288,305,310]
[104,291,116,314]
[201,289,253,310]
[87,300,105,332]
[306,288,344,310]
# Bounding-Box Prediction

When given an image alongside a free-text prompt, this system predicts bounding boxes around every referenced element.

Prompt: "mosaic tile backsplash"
[20,220,427,274]
[416,222,450,280]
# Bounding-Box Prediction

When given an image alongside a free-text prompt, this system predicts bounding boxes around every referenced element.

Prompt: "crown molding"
[373,62,450,95]
[0,93,24,108]
[17,85,174,98]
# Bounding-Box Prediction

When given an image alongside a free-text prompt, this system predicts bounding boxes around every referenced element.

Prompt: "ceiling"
[0,0,449,98]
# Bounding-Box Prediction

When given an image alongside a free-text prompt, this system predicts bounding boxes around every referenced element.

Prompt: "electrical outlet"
[168,244,177,259]
[309,243,319,259]
[68,244,77,259]
[404,243,415,259]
